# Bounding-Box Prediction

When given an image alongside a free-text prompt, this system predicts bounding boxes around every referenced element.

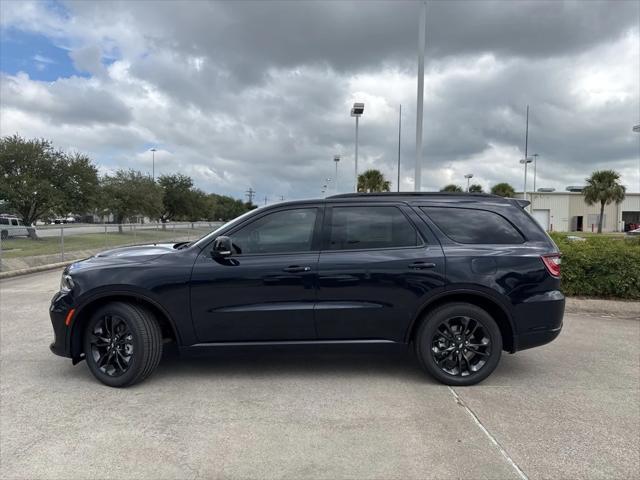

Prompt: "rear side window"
[328,206,420,250]
[422,207,524,244]
[0,218,8,225]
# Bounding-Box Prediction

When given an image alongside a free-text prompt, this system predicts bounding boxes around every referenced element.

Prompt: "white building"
[521,191,640,233]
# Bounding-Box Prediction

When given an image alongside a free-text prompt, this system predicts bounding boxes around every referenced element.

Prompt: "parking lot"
[1,269,638,480]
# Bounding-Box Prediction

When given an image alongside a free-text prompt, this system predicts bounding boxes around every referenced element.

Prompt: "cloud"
[1,0,638,201]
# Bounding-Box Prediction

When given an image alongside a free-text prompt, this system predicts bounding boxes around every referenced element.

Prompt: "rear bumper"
[512,290,565,352]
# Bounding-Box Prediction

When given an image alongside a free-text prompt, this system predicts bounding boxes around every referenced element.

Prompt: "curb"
[0,261,74,279]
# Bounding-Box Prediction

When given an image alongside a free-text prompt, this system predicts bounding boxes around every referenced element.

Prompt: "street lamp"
[520,158,533,204]
[333,155,340,194]
[351,102,364,192]
[464,173,473,192]
[150,148,157,181]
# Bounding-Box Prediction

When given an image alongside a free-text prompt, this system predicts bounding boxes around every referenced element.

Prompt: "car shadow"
[154,343,433,383]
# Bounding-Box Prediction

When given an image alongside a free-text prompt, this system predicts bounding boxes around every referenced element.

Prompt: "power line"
[245,188,255,204]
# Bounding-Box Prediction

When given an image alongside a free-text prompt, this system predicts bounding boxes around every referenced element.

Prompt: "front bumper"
[49,290,74,358]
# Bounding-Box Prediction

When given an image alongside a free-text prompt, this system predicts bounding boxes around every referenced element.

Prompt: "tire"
[0,230,7,240]
[83,302,163,388]
[415,302,502,386]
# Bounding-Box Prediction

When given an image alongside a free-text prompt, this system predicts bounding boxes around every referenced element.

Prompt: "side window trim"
[321,204,425,252]
[221,205,324,256]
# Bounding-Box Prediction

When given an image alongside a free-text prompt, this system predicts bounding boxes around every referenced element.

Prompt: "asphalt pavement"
[0,269,638,479]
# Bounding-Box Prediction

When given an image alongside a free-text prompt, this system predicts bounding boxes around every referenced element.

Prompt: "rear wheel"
[415,302,502,386]
[83,302,162,387]
[0,230,7,240]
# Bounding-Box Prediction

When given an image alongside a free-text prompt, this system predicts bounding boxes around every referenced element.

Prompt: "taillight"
[541,254,561,278]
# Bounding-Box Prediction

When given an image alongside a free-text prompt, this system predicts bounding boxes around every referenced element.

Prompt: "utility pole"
[245,188,255,205]
[279,195,284,201]
[264,196,268,206]
[397,104,402,192]
[415,0,427,192]
[524,105,529,160]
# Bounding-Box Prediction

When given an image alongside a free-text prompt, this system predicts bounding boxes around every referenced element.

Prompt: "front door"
[315,204,445,342]
[190,206,322,342]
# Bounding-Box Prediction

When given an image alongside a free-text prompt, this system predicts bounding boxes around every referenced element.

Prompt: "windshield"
[192,208,260,249]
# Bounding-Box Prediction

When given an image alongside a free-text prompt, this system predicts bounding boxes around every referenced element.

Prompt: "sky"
[1,0,639,203]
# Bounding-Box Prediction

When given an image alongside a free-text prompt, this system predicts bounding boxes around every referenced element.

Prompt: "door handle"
[408,262,436,270]
[283,265,312,273]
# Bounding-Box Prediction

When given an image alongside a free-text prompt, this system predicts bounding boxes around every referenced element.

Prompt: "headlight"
[60,274,75,292]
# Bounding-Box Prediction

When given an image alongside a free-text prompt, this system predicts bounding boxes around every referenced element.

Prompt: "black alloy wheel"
[89,314,135,377]
[431,315,491,377]
[83,302,163,387]
[415,302,502,386]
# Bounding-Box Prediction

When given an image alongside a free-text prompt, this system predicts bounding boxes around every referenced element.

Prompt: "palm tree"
[469,184,484,193]
[357,169,391,192]
[490,183,516,197]
[440,184,463,192]
[582,170,626,234]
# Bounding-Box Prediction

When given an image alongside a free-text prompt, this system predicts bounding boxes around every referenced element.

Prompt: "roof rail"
[327,192,499,199]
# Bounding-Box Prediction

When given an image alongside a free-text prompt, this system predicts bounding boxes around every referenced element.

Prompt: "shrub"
[549,233,640,299]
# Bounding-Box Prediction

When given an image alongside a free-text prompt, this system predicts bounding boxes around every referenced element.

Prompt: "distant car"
[626,227,640,236]
[0,216,32,239]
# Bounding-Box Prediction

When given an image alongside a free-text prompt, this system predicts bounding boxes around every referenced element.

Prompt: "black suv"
[50,193,564,387]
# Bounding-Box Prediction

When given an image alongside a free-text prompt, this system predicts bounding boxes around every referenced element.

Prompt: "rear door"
[315,203,445,341]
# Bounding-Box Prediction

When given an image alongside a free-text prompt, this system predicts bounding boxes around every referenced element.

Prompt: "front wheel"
[83,302,163,387]
[415,302,502,386]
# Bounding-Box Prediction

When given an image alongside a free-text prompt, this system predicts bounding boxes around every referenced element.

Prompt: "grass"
[0,227,212,259]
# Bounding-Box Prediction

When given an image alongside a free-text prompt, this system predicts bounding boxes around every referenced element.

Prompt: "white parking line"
[448,386,529,480]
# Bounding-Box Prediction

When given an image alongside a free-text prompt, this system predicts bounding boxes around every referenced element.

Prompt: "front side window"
[230,208,318,254]
[328,206,420,250]
[10,219,18,226]
[423,207,524,244]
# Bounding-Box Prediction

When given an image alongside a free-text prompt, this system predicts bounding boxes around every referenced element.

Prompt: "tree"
[490,182,516,197]
[185,188,210,222]
[0,135,99,230]
[100,169,163,232]
[57,152,100,217]
[158,174,195,225]
[440,184,463,192]
[582,169,626,234]
[468,184,484,193]
[357,169,390,192]
[208,194,253,221]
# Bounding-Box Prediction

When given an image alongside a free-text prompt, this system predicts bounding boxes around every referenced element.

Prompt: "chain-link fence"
[0,221,223,273]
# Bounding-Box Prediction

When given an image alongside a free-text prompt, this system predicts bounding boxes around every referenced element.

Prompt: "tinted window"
[231,208,317,254]
[328,206,419,250]
[11,219,18,226]
[0,218,8,225]
[423,207,524,244]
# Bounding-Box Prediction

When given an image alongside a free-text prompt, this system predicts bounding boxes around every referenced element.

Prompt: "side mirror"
[212,236,233,258]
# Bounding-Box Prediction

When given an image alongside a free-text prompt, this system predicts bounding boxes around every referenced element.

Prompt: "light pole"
[415,0,427,192]
[531,153,539,193]
[397,104,402,192]
[150,148,157,181]
[351,102,364,192]
[634,126,640,192]
[520,158,533,205]
[334,155,340,194]
[464,173,473,192]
